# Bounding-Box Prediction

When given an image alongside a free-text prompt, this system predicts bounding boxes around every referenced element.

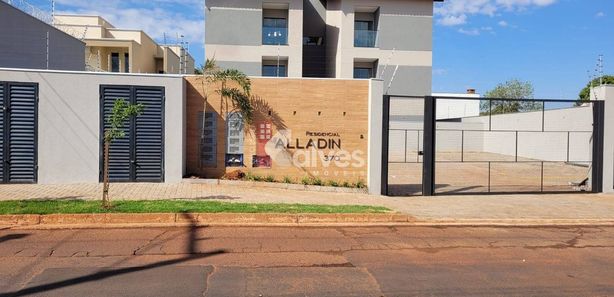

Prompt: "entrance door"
[100,85,165,183]
[0,82,38,184]
[382,95,425,196]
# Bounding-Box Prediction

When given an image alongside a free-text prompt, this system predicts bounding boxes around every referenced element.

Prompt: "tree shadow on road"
[0,234,30,244]
[0,213,224,297]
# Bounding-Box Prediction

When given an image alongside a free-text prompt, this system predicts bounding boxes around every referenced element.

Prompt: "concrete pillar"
[591,85,614,193]
[368,79,384,195]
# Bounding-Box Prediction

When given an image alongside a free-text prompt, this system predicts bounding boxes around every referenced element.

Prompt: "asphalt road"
[0,225,613,296]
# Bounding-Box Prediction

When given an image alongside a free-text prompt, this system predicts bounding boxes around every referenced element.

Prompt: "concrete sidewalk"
[1,183,613,225]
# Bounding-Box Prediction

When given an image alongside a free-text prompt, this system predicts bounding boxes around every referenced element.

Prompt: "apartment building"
[54,15,195,74]
[0,1,84,71]
[205,0,439,95]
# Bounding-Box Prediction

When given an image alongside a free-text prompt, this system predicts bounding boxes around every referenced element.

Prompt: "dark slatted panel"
[0,84,5,182]
[101,86,132,182]
[226,112,244,154]
[199,111,217,167]
[135,87,164,182]
[8,84,37,183]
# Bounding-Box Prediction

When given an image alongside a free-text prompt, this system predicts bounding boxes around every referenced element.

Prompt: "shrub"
[312,177,324,186]
[282,176,293,184]
[243,172,254,181]
[245,172,264,182]
[327,180,339,187]
[341,181,352,188]
[301,176,312,185]
[224,170,245,180]
[354,180,366,189]
[265,175,276,183]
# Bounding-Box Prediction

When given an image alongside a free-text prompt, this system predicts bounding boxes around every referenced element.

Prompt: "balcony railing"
[354,30,378,48]
[263,27,288,45]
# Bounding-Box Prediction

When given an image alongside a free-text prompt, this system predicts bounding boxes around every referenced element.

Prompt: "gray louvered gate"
[0,82,38,184]
[100,85,165,183]
[0,83,4,182]
[135,87,165,182]
[199,111,217,167]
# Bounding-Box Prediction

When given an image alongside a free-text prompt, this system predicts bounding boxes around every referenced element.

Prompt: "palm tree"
[200,58,253,122]
[198,58,254,170]
[210,68,253,123]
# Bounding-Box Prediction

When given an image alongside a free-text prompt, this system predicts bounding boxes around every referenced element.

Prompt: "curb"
[0,213,413,229]
[2,214,614,229]
[183,178,369,194]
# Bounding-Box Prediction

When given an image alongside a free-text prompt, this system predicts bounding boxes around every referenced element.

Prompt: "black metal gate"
[0,81,38,184]
[382,95,604,196]
[100,85,165,183]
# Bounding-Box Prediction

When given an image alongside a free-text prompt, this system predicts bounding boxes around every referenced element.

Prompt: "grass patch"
[0,200,391,215]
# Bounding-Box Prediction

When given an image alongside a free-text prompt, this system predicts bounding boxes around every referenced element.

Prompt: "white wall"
[433,95,480,120]
[368,79,383,194]
[592,85,614,192]
[387,100,594,164]
[0,68,185,184]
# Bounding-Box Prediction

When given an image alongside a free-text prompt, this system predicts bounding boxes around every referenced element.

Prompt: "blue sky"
[26,0,614,99]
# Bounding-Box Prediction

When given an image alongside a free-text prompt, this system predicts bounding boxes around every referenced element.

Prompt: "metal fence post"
[592,101,605,193]
[423,96,436,196]
[381,95,390,195]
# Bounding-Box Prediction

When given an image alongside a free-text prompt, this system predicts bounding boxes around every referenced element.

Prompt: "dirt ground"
[388,152,590,196]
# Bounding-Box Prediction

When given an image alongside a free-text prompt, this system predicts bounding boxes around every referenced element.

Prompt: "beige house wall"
[55,14,195,74]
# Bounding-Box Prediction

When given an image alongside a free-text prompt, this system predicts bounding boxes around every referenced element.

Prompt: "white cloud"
[596,11,605,18]
[458,28,481,36]
[498,20,509,27]
[439,15,468,26]
[433,68,448,75]
[435,0,558,26]
[55,0,204,45]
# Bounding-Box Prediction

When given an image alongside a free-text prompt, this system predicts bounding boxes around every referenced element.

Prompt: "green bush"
[354,180,366,189]
[341,181,352,188]
[282,176,293,184]
[244,172,255,181]
[312,177,324,186]
[265,175,276,183]
[327,180,339,187]
[301,176,312,185]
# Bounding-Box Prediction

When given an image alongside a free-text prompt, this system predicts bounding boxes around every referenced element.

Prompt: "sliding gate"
[382,95,604,196]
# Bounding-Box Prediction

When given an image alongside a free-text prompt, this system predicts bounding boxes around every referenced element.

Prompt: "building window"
[354,20,377,47]
[353,68,373,79]
[262,64,287,77]
[226,112,244,167]
[303,36,323,46]
[124,53,130,73]
[111,53,120,72]
[263,17,288,45]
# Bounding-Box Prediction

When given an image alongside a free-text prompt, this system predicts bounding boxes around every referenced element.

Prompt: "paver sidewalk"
[1,183,614,224]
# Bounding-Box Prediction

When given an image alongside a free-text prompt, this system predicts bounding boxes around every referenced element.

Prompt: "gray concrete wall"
[0,68,185,184]
[205,0,262,46]
[378,15,433,51]
[0,1,85,71]
[379,65,431,96]
[215,61,262,76]
[205,0,304,77]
